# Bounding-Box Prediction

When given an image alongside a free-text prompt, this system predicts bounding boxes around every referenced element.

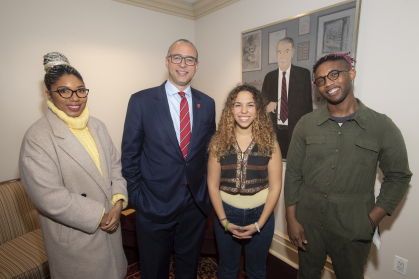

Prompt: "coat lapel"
[288,64,297,104]
[154,83,184,159]
[288,64,302,125]
[187,88,202,159]
[45,110,109,199]
[273,68,279,101]
[88,120,111,195]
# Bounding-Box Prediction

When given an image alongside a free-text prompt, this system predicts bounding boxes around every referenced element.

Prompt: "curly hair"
[208,84,276,160]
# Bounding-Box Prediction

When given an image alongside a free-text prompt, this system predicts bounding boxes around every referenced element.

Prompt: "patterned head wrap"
[43,52,70,72]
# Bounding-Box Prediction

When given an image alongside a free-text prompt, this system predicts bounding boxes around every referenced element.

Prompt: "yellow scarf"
[47,101,103,176]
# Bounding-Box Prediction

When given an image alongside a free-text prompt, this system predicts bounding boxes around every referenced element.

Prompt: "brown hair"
[208,84,276,160]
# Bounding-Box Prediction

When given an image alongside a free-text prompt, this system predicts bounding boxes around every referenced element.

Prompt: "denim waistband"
[222,201,265,214]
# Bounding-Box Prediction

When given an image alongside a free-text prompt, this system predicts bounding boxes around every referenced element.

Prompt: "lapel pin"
[197,104,200,108]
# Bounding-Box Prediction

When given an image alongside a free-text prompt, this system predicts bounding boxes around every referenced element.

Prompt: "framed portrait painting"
[316,8,356,60]
[299,15,310,35]
[241,0,361,160]
[242,29,262,72]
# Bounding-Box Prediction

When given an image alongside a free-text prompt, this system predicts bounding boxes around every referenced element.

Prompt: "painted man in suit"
[262,37,312,159]
[121,39,216,279]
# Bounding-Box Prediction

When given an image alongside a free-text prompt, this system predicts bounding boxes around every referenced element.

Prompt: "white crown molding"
[113,0,240,20]
[114,0,195,19]
[193,0,240,19]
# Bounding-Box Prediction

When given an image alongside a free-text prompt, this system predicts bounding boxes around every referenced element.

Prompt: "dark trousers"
[276,124,289,159]
[136,187,207,279]
[214,202,275,279]
[296,185,373,279]
[297,225,371,279]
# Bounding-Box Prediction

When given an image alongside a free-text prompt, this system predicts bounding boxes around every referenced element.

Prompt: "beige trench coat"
[19,109,127,279]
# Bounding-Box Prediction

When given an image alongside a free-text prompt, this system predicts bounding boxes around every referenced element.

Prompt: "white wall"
[1,0,418,278]
[0,0,195,181]
[194,0,419,278]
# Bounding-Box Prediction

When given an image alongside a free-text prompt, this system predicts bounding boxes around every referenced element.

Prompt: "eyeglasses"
[314,69,349,87]
[168,55,197,66]
[50,88,89,99]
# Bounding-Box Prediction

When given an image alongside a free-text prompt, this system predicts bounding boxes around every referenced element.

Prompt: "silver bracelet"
[254,222,260,233]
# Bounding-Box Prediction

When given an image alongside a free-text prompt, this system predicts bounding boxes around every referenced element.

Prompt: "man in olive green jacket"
[284,53,412,279]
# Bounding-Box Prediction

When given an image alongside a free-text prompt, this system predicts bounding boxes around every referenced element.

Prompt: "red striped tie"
[280,71,288,123]
[179,92,191,160]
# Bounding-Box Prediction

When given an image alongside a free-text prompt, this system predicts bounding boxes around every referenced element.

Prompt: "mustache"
[279,59,287,63]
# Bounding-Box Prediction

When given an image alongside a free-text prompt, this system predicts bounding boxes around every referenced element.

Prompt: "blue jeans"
[214,201,275,279]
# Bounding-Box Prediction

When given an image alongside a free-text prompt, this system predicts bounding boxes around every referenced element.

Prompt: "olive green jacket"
[284,99,412,241]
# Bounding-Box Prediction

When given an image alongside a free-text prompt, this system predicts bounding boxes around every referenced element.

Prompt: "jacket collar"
[317,98,367,130]
[155,81,201,101]
[45,109,110,199]
[154,81,202,161]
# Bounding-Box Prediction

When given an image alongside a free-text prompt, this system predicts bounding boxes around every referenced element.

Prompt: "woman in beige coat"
[19,52,128,278]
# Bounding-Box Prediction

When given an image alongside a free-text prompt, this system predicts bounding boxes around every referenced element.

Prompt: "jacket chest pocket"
[354,139,379,166]
[305,136,326,159]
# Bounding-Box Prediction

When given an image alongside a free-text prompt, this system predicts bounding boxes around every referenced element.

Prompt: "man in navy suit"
[121,39,216,278]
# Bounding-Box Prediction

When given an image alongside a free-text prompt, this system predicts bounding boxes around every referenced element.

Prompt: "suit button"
[319,223,323,226]
[321,209,324,213]
[331,165,335,169]
[326,182,330,186]
[324,194,327,198]
[185,163,188,166]
[81,193,87,197]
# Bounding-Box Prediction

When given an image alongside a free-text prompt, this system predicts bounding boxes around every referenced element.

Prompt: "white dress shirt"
[165,80,193,144]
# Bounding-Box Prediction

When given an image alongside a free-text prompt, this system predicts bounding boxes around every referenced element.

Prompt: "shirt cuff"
[112,193,128,209]
[92,208,105,233]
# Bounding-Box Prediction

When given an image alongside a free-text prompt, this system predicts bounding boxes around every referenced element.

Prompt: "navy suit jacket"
[121,82,216,223]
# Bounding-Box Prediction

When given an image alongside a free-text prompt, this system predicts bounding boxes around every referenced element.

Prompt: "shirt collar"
[351,99,367,129]
[279,64,291,75]
[165,79,192,97]
[317,98,367,130]
[316,104,330,126]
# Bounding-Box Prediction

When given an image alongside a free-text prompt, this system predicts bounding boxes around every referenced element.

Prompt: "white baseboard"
[269,230,370,279]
